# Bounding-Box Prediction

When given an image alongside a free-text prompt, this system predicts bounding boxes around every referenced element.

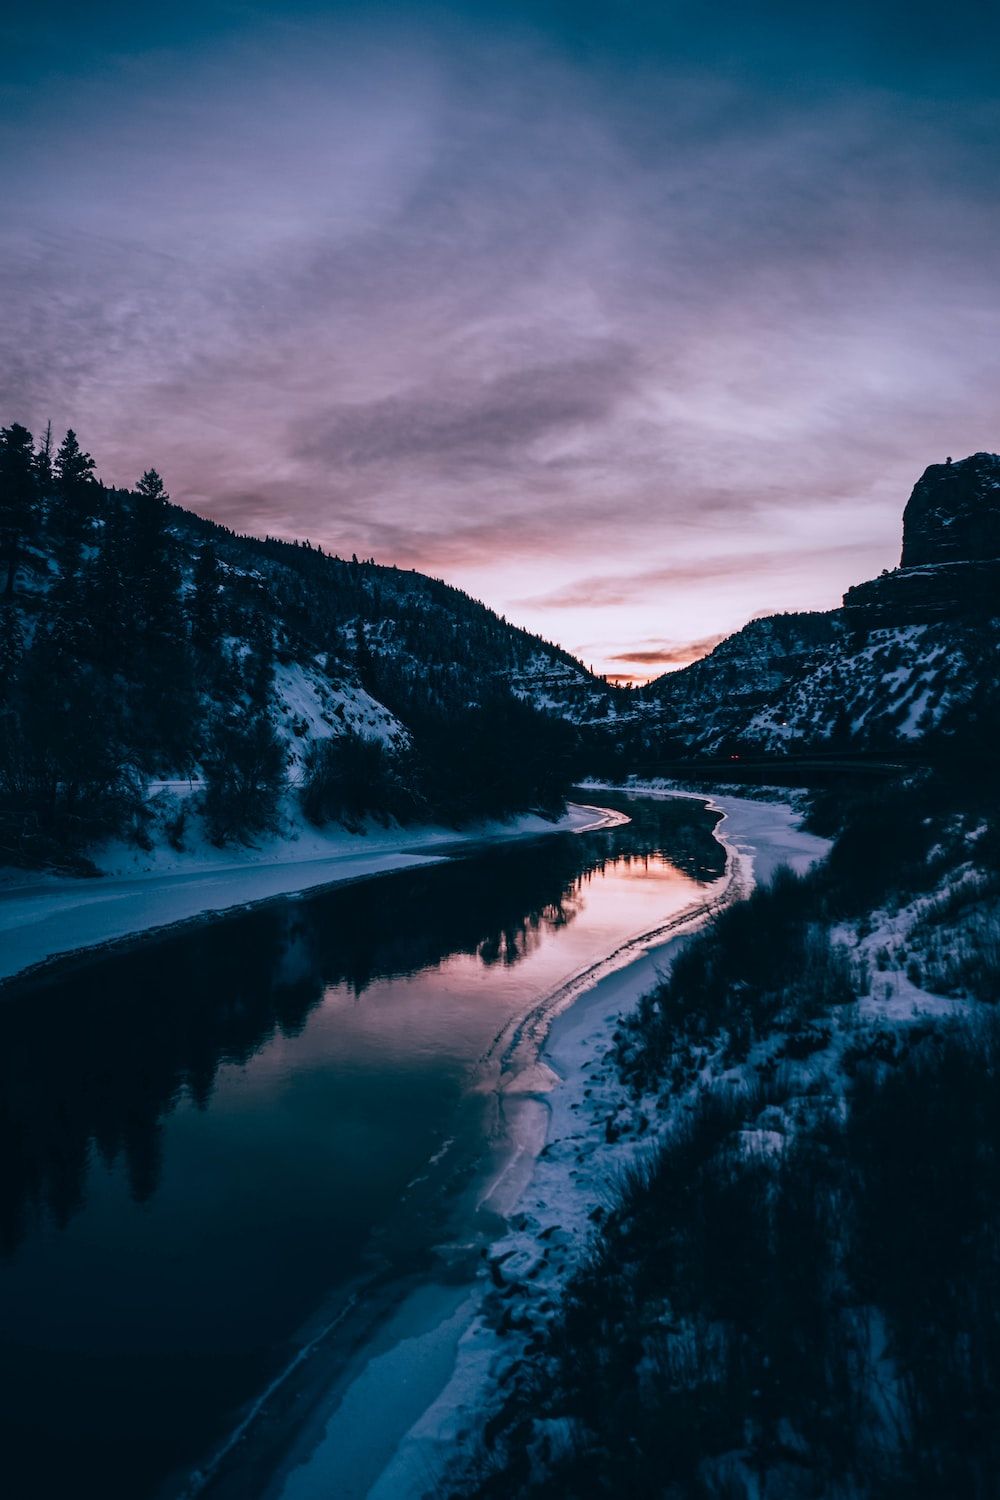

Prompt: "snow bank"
[279,790,830,1500]
[0,802,623,987]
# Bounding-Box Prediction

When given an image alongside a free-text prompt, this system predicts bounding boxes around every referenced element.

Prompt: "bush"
[299,733,417,829]
[620,866,854,1088]
[410,693,578,825]
[202,711,285,845]
[458,782,1000,1500]
[462,1020,1000,1500]
[846,1016,1000,1492]
[0,654,144,860]
[908,877,1000,1002]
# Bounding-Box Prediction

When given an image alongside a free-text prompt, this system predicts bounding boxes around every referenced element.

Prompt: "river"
[0,790,725,1500]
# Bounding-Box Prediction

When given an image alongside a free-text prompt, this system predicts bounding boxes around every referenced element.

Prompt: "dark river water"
[0,791,724,1500]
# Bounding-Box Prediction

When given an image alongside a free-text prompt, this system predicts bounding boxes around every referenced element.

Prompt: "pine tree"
[89,492,132,672]
[244,609,275,704]
[134,468,167,506]
[0,603,23,698]
[0,423,38,597]
[129,468,181,645]
[54,428,97,498]
[202,709,286,844]
[33,421,54,490]
[354,617,376,693]
[10,618,134,835]
[190,543,222,652]
[125,469,197,768]
[54,429,98,569]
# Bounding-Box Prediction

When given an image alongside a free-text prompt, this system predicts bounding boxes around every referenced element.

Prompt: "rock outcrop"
[843,451,1000,625]
[636,450,999,755]
[901,452,1000,568]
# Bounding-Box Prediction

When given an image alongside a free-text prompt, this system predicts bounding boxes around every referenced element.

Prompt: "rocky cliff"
[843,451,1000,625]
[901,452,1000,568]
[634,451,1000,756]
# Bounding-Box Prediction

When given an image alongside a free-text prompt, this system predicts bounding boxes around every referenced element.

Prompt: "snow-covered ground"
[266,789,830,1500]
[363,786,977,1500]
[0,802,624,987]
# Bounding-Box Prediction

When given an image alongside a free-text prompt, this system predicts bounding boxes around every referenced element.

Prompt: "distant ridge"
[623,453,1000,759]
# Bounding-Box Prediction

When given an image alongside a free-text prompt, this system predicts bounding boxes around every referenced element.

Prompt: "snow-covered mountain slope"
[629,615,992,756]
[161,506,614,735]
[633,453,1000,757]
[1,446,611,862]
[271,661,407,780]
[6,488,606,767]
[714,621,984,753]
[636,613,843,751]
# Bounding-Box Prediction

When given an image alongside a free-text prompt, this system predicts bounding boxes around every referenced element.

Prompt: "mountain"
[901,451,1000,568]
[0,423,610,866]
[842,451,1000,623]
[631,452,1000,759]
[3,424,996,869]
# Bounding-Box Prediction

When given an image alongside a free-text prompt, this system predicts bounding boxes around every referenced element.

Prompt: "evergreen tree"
[54,428,97,498]
[33,420,54,490]
[0,423,38,596]
[53,429,98,568]
[354,617,376,693]
[1,615,131,833]
[0,604,22,698]
[190,543,222,652]
[300,732,416,828]
[125,469,199,769]
[134,468,167,506]
[244,609,275,704]
[88,492,132,672]
[202,710,286,845]
[129,468,181,645]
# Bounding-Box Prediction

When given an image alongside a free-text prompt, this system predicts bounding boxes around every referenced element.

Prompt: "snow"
[848,885,977,1023]
[0,802,623,986]
[271,789,831,1500]
[271,661,406,780]
[897,684,932,738]
[581,780,828,885]
[858,972,965,1022]
[644,611,989,756]
[274,1287,478,1500]
[327,787,991,1497]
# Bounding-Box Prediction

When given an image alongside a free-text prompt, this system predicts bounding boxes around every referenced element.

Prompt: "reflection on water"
[0,791,723,1500]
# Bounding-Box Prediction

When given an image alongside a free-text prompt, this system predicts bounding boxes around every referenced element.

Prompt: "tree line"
[0,420,581,863]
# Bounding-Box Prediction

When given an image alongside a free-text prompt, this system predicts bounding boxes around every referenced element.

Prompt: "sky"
[3,2,999,679]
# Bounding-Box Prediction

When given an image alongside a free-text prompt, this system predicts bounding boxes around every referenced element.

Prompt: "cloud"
[519,543,883,611]
[294,346,638,474]
[607,634,728,668]
[3,6,999,673]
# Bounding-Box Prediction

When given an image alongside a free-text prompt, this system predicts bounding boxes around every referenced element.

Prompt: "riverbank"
[265,790,830,1500]
[0,801,624,987]
[428,774,995,1498]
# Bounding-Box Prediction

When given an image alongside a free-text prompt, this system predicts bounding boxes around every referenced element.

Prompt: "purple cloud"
[3,12,999,672]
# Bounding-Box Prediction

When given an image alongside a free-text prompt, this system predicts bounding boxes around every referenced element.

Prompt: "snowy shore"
[0,801,625,987]
[268,789,831,1500]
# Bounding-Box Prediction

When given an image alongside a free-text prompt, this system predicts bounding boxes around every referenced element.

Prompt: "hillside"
[629,452,1000,759]
[3,426,997,869]
[448,770,1000,1500]
[0,422,609,867]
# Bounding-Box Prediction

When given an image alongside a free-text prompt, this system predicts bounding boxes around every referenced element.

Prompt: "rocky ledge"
[843,451,1000,624]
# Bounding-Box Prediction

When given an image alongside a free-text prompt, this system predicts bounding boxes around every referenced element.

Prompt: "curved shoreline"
[160,789,827,1500]
[350,789,831,1500]
[13,789,820,1500]
[0,801,626,992]
[170,795,723,1500]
